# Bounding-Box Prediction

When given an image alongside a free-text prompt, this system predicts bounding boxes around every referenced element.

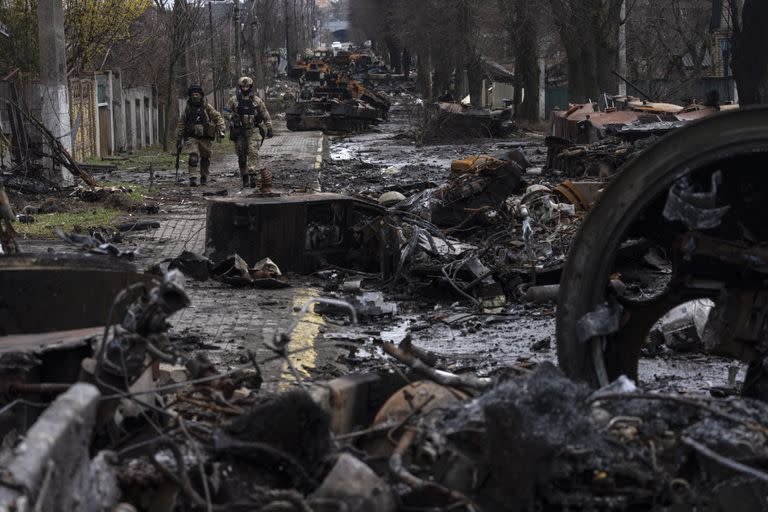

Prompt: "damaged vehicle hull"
[556,106,768,391]
[205,194,399,276]
[0,254,152,335]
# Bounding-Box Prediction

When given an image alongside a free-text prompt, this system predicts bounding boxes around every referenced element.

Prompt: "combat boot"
[200,175,207,186]
[189,176,198,187]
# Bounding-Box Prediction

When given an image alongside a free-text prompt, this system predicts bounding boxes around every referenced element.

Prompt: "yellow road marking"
[279,288,323,388]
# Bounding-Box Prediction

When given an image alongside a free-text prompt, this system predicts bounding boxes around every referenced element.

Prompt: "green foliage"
[0,0,151,75]
[0,0,39,73]
[85,145,178,171]
[14,207,120,237]
[64,0,152,73]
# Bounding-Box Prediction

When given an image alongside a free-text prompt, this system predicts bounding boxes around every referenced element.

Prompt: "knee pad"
[189,152,199,167]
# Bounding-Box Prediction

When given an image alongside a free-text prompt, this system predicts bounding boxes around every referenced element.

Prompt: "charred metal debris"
[3,279,768,512]
[4,42,768,512]
[546,97,736,177]
[7,107,768,510]
[287,49,397,134]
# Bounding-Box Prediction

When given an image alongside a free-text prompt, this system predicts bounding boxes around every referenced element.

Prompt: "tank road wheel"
[556,107,768,388]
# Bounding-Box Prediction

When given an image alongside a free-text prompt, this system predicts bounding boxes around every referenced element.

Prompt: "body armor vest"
[185,104,215,139]
[235,92,261,128]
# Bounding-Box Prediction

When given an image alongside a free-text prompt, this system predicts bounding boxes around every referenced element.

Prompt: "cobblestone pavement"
[119,124,339,386]
[177,119,326,194]
[125,120,324,259]
[20,124,335,387]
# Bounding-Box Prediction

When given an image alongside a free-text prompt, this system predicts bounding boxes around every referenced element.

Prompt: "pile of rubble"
[2,271,767,511]
[192,149,597,314]
[545,134,658,178]
[0,98,100,196]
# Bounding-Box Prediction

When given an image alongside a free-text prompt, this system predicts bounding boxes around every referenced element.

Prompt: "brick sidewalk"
[132,126,333,384]
[130,123,325,263]
[19,126,341,387]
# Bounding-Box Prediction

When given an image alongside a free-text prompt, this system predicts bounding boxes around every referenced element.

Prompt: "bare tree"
[387,0,485,103]
[153,0,205,150]
[627,0,716,83]
[498,0,540,121]
[548,0,622,102]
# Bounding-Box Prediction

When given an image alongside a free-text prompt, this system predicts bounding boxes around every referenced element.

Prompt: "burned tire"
[556,107,768,387]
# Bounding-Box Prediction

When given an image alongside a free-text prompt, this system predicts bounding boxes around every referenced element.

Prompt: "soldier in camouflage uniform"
[176,84,226,186]
[225,76,274,188]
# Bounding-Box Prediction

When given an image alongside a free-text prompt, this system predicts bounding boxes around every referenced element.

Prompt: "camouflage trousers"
[183,138,212,178]
[234,128,263,176]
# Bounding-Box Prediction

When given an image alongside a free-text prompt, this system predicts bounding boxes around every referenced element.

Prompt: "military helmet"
[238,76,254,88]
[188,84,204,96]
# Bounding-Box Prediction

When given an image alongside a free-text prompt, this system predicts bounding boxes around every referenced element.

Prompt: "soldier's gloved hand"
[218,130,225,139]
[266,127,274,139]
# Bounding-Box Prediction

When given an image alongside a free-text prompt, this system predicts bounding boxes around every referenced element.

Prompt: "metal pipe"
[611,70,653,102]
[298,297,358,325]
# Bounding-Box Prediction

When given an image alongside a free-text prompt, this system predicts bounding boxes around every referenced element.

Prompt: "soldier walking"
[225,76,274,188]
[176,84,226,186]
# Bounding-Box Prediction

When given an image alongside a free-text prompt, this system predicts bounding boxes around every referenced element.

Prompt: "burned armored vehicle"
[286,76,391,134]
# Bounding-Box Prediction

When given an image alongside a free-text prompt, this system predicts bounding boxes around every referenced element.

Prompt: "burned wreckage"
[557,107,768,390]
[3,91,768,512]
[286,75,392,134]
[287,49,395,134]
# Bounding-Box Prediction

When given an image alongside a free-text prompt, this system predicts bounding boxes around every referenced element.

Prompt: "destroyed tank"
[289,58,332,82]
[286,77,390,134]
[555,106,768,399]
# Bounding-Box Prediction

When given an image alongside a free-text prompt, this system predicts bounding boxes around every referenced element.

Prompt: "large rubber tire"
[556,107,768,387]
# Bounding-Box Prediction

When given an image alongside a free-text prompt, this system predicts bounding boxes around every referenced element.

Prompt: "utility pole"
[208,2,218,109]
[37,0,73,183]
[618,0,627,97]
[233,0,242,81]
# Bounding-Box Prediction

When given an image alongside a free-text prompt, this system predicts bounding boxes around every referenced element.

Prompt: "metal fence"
[630,77,736,104]
[545,77,737,118]
[545,87,569,118]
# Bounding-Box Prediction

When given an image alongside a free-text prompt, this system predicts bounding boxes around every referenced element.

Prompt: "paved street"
[124,124,336,386]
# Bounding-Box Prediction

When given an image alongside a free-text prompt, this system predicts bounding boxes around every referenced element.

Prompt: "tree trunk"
[732,0,768,105]
[514,0,540,120]
[402,48,411,79]
[386,36,402,73]
[245,1,266,88]
[580,41,600,103]
[467,53,484,107]
[432,52,453,100]
[415,51,433,101]
[550,0,619,104]
[594,1,619,96]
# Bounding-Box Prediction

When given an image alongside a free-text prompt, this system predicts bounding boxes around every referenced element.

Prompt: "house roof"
[482,57,515,83]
